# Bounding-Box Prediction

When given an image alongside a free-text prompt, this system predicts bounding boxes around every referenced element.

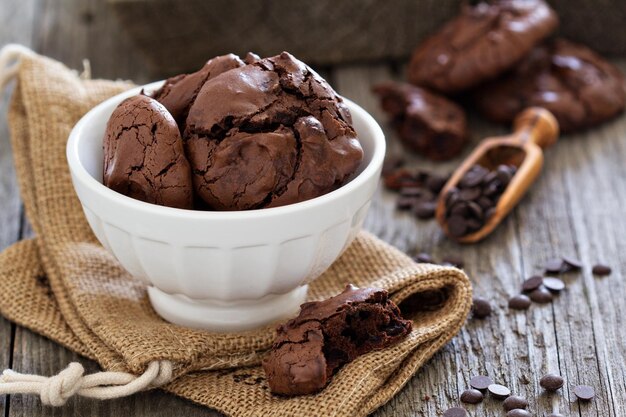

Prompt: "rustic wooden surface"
[1,0,625,416]
[108,0,626,75]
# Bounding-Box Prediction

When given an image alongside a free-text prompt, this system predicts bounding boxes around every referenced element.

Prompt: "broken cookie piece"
[103,95,193,209]
[262,284,412,396]
[373,81,468,161]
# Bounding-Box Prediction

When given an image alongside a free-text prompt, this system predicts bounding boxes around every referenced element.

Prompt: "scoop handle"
[512,107,559,149]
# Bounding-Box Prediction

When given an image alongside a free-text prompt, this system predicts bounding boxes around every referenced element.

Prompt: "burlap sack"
[0,46,472,416]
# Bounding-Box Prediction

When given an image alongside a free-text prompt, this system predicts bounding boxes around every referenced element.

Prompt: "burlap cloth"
[0,46,472,416]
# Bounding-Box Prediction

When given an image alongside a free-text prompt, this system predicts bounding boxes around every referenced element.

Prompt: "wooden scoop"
[436,107,559,243]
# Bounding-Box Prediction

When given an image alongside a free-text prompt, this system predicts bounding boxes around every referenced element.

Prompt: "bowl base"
[147,285,308,332]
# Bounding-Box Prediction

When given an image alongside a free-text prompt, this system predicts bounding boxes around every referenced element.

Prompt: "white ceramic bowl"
[67,81,385,332]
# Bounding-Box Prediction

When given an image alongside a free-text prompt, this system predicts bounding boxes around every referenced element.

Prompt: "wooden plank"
[0,0,40,415]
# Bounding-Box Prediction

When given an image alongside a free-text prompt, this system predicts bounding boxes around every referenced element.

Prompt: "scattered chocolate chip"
[574,385,595,401]
[470,375,494,391]
[414,200,437,219]
[396,196,417,210]
[488,383,511,399]
[544,258,565,274]
[442,256,464,269]
[460,388,484,404]
[592,264,612,276]
[509,294,532,310]
[540,374,564,391]
[426,175,448,193]
[542,277,565,292]
[384,169,415,191]
[562,255,583,270]
[414,253,434,263]
[443,407,467,417]
[506,410,531,417]
[382,156,405,176]
[472,297,492,319]
[503,395,528,411]
[529,286,553,303]
[522,275,544,292]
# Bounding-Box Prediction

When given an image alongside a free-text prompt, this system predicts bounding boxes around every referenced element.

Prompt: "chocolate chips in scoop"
[444,164,517,237]
[407,0,558,93]
[262,284,412,396]
[103,95,193,209]
[373,81,468,161]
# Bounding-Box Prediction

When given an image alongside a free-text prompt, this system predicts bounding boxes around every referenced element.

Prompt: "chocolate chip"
[472,297,492,319]
[509,294,531,310]
[488,383,511,399]
[467,201,484,219]
[459,187,482,201]
[442,256,464,268]
[544,258,565,274]
[477,196,494,209]
[414,253,434,263]
[540,374,564,391]
[443,407,467,417]
[542,277,565,292]
[521,275,544,292]
[506,410,531,417]
[529,286,553,303]
[574,385,595,401]
[384,169,415,190]
[448,215,468,237]
[592,264,612,276]
[396,196,417,210]
[562,255,583,270]
[503,395,528,411]
[460,166,488,188]
[382,156,405,176]
[470,375,493,391]
[426,174,448,193]
[460,388,483,404]
[414,200,437,219]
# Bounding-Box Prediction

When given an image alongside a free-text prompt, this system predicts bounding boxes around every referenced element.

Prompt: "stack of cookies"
[375,0,626,161]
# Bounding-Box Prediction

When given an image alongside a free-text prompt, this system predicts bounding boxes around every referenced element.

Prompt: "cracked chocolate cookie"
[103,95,193,209]
[407,0,558,93]
[151,53,245,128]
[474,39,626,132]
[373,81,468,160]
[183,52,364,210]
[262,284,412,396]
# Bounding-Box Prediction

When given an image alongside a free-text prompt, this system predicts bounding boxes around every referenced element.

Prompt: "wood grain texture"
[0,0,39,414]
[0,1,625,416]
[333,63,626,416]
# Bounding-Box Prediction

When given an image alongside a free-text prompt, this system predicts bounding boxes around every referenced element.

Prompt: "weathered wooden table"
[1,1,625,416]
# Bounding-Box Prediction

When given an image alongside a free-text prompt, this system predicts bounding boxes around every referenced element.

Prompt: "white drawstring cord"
[0,360,172,406]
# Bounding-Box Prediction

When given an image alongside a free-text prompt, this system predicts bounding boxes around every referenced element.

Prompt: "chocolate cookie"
[151,53,245,128]
[262,285,412,396]
[184,52,363,210]
[373,81,468,160]
[408,0,558,93]
[475,39,626,132]
[103,95,193,209]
